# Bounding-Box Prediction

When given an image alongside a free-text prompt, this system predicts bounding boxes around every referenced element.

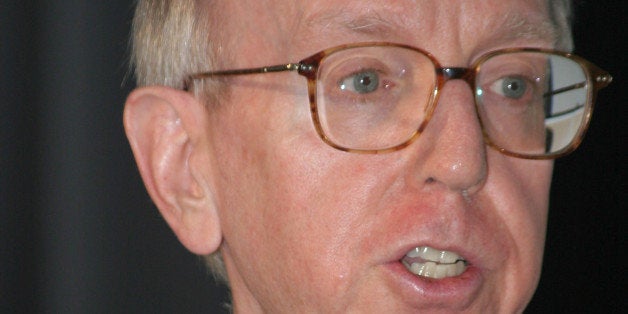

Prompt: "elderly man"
[123,0,611,312]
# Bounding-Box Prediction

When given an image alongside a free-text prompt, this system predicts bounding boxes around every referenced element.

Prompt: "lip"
[382,259,483,309]
[379,244,484,309]
[368,190,491,309]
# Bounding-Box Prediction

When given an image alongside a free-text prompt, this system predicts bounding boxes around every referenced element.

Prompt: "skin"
[125,0,558,312]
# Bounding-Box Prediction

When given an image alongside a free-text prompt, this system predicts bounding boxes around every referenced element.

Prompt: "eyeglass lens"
[314,46,589,157]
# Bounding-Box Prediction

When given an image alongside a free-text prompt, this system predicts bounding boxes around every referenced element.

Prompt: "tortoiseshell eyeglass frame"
[183,42,612,158]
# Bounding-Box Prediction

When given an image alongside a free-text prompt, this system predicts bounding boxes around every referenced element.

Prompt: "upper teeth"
[406,246,463,264]
[402,246,467,279]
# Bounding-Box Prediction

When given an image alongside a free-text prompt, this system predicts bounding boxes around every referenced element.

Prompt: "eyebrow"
[303,8,398,39]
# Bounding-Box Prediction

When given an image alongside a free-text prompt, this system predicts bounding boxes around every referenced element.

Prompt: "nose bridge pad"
[438,67,475,88]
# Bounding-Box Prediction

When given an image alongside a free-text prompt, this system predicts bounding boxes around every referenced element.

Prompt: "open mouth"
[401,246,468,279]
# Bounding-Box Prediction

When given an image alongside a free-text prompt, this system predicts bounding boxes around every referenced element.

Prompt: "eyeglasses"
[184,42,612,159]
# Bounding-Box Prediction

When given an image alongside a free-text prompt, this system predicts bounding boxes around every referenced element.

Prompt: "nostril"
[425,177,436,184]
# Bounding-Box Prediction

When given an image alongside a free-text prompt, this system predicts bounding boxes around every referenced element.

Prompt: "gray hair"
[130,0,229,283]
[549,0,574,50]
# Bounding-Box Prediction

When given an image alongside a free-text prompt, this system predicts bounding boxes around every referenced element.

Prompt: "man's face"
[204,0,555,312]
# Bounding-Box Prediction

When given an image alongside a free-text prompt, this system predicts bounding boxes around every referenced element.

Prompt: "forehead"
[217,0,557,61]
[302,2,550,34]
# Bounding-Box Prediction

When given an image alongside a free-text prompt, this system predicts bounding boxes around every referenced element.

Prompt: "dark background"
[1,1,625,313]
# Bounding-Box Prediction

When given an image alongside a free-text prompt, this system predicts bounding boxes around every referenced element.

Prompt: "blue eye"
[491,76,527,99]
[340,70,380,94]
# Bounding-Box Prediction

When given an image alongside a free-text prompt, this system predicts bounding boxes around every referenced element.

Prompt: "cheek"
[487,151,552,233]
[209,100,394,307]
[483,153,553,304]
[500,157,552,243]
[225,154,393,309]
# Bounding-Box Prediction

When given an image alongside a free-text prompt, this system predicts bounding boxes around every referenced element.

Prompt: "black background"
[2,1,625,313]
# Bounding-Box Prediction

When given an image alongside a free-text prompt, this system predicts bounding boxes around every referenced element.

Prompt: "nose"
[406,79,488,195]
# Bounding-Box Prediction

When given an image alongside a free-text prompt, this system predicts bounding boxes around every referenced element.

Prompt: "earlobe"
[123,86,222,255]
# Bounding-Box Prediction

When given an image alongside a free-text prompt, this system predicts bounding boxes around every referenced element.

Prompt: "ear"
[123,86,221,255]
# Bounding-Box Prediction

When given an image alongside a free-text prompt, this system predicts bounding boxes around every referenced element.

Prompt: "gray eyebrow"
[303,8,398,38]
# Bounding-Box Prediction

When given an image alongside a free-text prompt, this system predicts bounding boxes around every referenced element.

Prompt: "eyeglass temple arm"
[542,82,586,98]
[542,67,612,98]
[183,63,302,91]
